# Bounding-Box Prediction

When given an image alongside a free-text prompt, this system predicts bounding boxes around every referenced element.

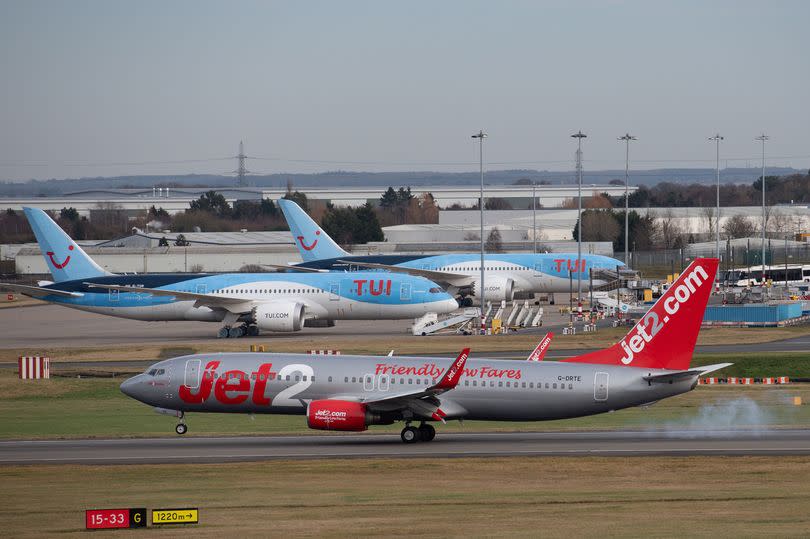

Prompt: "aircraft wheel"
[175,423,188,435]
[418,424,436,442]
[228,326,244,338]
[217,327,229,338]
[400,426,421,443]
[247,325,259,337]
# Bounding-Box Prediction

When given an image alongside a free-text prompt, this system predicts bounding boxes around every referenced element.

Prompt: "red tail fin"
[562,258,717,370]
[527,332,554,361]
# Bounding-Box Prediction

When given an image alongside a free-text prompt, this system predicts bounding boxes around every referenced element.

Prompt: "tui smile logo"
[297,230,320,251]
[46,245,74,269]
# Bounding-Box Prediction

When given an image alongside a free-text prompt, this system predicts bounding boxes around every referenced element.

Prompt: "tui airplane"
[1,208,458,337]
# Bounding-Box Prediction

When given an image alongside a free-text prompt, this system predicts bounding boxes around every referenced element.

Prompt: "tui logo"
[297,230,320,251]
[46,245,74,269]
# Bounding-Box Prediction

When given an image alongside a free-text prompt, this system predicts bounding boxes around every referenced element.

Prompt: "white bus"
[720,264,810,287]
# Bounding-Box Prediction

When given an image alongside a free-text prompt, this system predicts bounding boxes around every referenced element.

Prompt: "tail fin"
[562,258,718,370]
[527,332,554,361]
[23,207,112,282]
[278,198,349,262]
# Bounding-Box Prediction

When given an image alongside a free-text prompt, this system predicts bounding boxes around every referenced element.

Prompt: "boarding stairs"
[412,308,480,336]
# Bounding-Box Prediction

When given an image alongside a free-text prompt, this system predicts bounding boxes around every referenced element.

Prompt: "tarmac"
[3,430,810,464]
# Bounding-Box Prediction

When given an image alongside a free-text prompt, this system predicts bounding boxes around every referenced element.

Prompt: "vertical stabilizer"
[23,207,112,282]
[562,258,718,370]
[278,199,349,262]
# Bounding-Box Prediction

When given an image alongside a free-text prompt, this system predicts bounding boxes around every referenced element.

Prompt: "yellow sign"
[151,508,199,525]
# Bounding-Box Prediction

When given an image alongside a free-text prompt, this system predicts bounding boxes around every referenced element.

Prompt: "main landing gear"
[175,412,187,435]
[400,421,436,443]
[217,324,259,338]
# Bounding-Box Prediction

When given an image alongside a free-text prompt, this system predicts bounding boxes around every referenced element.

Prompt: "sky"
[1,0,808,181]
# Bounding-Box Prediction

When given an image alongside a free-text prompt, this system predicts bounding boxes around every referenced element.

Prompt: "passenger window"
[400,378,405,384]
[416,379,421,385]
[498,381,503,387]
[408,379,413,384]
[545,383,549,389]
[522,382,526,388]
[351,377,356,383]
[301,376,307,382]
[286,375,291,381]
[328,376,333,382]
[472,380,477,387]
[529,382,534,388]
[506,381,510,387]
[464,380,469,386]
[568,383,573,390]
[344,377,348,383]
[553,383,557,389]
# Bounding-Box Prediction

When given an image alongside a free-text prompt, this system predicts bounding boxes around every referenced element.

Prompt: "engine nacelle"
[307,400,370,432]
[253,302,305,332]
[472,276,515,301]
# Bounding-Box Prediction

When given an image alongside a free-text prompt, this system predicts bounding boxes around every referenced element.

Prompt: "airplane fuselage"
[122,352,694,421]
[296,253,625,295]
[35,272,458,323]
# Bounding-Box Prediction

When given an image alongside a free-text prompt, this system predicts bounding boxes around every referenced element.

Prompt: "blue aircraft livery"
[2,208,458,337]
[278,198,628,301]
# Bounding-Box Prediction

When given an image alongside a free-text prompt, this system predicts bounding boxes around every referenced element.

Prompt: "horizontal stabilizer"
[643,363,732,384]
[1,283,83,299]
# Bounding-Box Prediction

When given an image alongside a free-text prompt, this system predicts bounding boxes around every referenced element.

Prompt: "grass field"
[3,324,810,363]
[2,456,810,537]
[2,353,809,440]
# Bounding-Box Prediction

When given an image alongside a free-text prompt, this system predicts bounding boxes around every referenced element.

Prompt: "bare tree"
[700,206,715,239]
[485,228,503,252]
[658,209,685,249]
[723,214,756,239]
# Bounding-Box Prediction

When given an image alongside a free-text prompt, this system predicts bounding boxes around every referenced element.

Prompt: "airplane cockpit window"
[429,287,444,293]
[148,369,157,376]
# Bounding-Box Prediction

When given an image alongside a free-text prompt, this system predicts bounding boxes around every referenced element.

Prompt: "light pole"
[709,133,723,272]
[571,130,586,310]
[755,133,769,281]
[472,130,487,333]
[618,133,636,266]
[532,181,537,253]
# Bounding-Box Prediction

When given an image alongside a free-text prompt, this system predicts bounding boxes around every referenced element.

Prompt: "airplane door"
[363,374,375,392]
[533,263,543,277]
[400,283,412,301]
[196,284,206,294]
[184,359,201,390]
[594,372,609,401]
[329,283,340,301]
[108,289,119,302]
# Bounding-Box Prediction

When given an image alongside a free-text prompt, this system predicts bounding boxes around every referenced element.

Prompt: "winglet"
[433,348,470,390]
[527,332,554,361]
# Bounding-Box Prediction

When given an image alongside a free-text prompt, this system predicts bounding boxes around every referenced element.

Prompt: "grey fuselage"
[121,353,697,422]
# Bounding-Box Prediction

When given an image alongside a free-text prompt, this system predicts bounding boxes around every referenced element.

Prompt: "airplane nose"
[120,376,140,398]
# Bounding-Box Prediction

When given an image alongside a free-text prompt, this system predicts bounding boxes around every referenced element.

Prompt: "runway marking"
[4,447,810,464]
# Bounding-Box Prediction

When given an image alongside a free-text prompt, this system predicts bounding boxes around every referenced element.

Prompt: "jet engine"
[252,302,305,332]
[307,400,393,432]
[472,276,515,301]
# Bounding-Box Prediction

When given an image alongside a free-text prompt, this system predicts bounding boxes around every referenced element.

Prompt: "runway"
[4,429,810,464]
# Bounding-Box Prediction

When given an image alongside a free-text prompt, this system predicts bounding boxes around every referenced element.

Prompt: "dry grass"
[2,457,810,537]
[0,297,44,309]
[2,324,808,363]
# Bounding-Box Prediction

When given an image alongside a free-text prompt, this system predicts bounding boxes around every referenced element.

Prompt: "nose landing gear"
[400,421,436,443]
[175,423,188,435]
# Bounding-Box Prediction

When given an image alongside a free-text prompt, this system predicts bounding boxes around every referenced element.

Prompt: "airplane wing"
[643,363,733,384]
[337,260,474,287]
[1,283,84,299]
[361,348,470,421]
[261,263,327,273]
[527,332,554,361]
[84,283,254,312]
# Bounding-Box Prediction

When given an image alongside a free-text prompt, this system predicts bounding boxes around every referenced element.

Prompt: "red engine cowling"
[307,400,368,432]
